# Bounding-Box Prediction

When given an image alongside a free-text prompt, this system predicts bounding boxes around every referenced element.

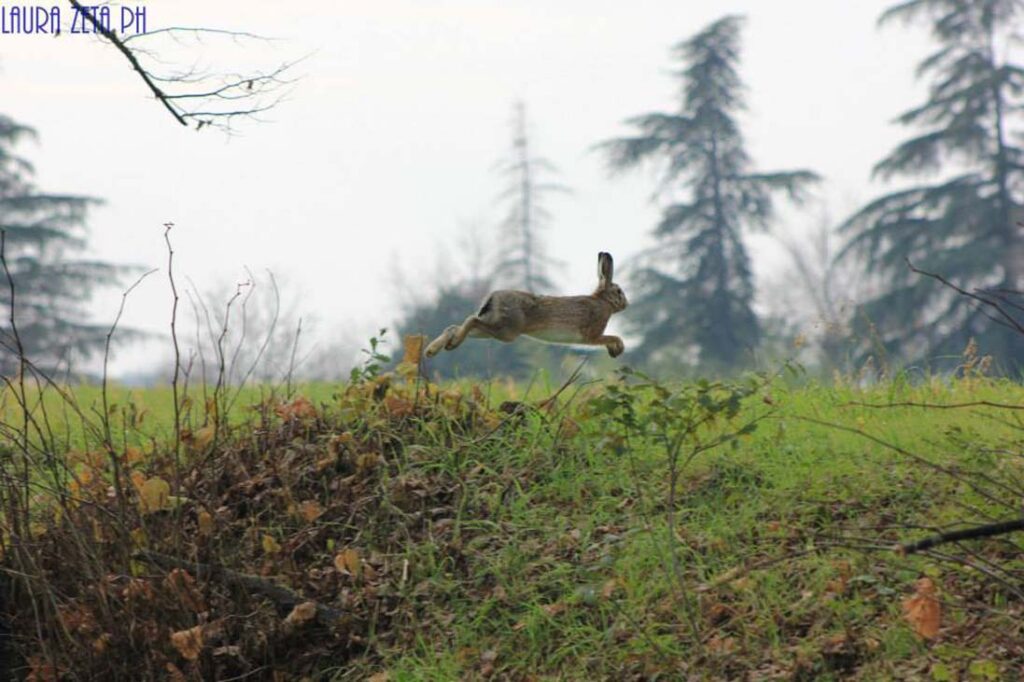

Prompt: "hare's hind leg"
[443,315,512,350]
[425,325,460,357]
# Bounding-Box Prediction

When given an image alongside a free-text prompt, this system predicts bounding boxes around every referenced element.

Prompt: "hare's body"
[426,253,628,358]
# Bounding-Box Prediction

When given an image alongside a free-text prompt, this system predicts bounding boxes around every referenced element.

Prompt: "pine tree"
[0,114,125,375]
[840,0,1024,369]
[493,101,567,293]
[603,16,817,368]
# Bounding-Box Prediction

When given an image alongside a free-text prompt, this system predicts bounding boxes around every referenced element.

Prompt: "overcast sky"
[1,0,934,376]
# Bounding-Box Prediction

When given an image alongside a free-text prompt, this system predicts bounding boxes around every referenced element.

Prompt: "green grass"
[2,371,1023,680]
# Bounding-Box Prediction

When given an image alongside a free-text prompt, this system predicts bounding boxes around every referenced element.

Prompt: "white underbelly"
[524,327,585,344]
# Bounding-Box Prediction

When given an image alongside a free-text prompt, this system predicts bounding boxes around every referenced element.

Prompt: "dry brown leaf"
[124,446,143,465]
[357,452,382,473]
[480,648,498,677]
[334,548,361,576]
[166,568,206,613]
[59,604,97,634]
[92,633,112,653]
[170,625,203,661]
[125,578,156,603]
[540,602,566,617]
[193,424,216,450]
[316,452,339,472]
[600,578,620,600]
[165,662,187,682]
[367,673,389,682]
[129,470,146,492]
[403,334,424,363]
[198,510,215,536]
[276,396,317,420]
[138,476,171,514]
[205,397,218,422]
[284,601,318,626]
[384,395,415,417]
[262,534,282,555]
[299,500,324,523]
[903,577,941,640]
[27,656,64,682]
[706,634,738,655]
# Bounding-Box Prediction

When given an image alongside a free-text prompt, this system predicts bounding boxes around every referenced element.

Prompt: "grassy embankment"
[1,365,1022,680]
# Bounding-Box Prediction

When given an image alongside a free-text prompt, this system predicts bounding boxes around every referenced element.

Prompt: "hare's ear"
[597,252,614,287]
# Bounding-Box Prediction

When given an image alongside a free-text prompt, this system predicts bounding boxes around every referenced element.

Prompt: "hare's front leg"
[598,335,624,358]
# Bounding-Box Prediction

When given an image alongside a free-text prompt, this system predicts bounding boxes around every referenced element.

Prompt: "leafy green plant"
[349,328,392,383]
[586,366,774,641]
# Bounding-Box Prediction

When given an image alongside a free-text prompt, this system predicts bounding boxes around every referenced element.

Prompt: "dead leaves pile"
[11,378,510,680]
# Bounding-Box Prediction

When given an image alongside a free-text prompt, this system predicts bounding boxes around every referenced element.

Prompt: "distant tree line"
[405,1,1024,378]
[6,0,1024,379]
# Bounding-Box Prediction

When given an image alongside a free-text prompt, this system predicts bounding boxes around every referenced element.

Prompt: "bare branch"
[902,519,1024,554]
[67,1,301,132]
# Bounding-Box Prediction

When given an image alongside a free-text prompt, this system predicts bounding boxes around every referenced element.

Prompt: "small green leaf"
[967,660,1000,681]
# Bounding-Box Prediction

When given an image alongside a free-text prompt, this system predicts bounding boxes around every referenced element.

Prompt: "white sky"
[0,0,933,376]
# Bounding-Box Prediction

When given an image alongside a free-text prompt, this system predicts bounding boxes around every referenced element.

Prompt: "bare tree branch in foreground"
[901,519,1024,554]
[68,0,301,131]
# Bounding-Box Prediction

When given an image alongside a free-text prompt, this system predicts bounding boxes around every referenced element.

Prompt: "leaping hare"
[425,252,628,358]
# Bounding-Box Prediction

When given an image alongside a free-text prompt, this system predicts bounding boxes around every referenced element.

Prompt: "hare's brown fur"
[425,252,628,358]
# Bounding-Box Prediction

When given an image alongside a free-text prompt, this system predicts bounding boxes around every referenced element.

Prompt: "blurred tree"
[840,0,1024,370]
[0,114,126,375]
[493,101,567,293]
[764,205,882,373]
[602,15,817,369]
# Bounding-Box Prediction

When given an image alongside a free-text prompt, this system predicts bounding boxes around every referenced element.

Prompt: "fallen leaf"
[903,577,941,639]
[384,395,415,417]
[284,601,318,626]
[124,446,143,465]
[600,578,619,600]
[165,662,187,682]
[480,648,498,676]
[540,602,566,617]
[367,673,389,682]
[397,334,425,376]
[262,534,282,555]
[198,510,214,536]
[92,633,112,653]
[334,548,360,576]
[170,625,203,661]
[357,452,382,473]
[138,476,171,514]
[276,396,317,420]
[129,470,146,492]
[707,634,738,655]
[165,568,206,613]
[193,424,216,450]
[26,655,63,682]
[299,500,324,522]
[558,417,581,438]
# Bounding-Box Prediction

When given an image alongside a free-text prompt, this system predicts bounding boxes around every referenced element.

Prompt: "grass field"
[1,365,1023,680]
